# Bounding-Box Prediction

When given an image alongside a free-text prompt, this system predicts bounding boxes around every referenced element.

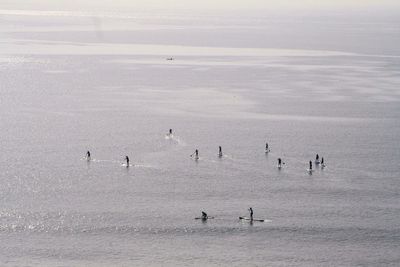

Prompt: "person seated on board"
[201,211,208,220]
[169,129,173,136]
[249,207,254,221]
[86,150,91,160]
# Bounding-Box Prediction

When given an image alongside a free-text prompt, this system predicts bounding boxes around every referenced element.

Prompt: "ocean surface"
[0,6,400,266]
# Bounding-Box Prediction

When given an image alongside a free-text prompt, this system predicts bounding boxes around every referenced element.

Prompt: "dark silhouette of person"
[201,211,208,219]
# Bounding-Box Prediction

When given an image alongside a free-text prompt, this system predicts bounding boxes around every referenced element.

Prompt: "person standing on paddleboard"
[249,207,254,221]
[125,156,130,167]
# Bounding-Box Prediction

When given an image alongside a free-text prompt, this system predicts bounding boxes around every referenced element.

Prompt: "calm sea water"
[0,7,400,266]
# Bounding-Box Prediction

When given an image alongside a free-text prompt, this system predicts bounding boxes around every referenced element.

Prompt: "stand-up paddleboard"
[190,154,200,160]
[195,217,215,220]
[321,163,326,168]
[81,156,92,161]
[165,134,174,139]
[239,217,266,222]
[265,149,270,153]
[315,160,320,165]
[121,163,134,167]
[190,150,199,160]
[307,168,313,173]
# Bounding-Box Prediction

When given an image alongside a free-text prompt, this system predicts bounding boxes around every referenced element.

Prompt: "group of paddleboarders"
[199,207,257,222]
[186,136,327,172]
[278,157,326,171]
[191,146,224,160]
[85,133,326,172]
[315,154,325,166]
[308,154,326,172]
[265,140,327,171]
[85,151,131,167]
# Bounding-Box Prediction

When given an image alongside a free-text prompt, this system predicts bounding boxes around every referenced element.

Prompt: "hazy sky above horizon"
[111,0,400,8]
[2,0,400,10]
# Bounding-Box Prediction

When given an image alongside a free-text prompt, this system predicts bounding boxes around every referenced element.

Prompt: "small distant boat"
[166,57,174,61]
